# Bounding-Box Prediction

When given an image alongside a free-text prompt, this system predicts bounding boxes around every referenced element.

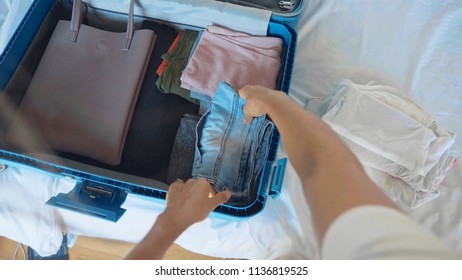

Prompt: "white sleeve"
[321,206,461,259]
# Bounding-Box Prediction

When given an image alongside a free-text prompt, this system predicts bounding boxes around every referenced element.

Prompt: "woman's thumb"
[211,190,232,206]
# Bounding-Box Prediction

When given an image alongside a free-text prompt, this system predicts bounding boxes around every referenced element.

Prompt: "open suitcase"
[0,0,302,221]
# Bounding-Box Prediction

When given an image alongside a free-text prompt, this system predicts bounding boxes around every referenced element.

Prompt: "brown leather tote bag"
[8,0,156,165]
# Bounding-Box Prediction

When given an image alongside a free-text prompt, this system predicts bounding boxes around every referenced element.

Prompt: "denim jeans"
[192,82,274,206]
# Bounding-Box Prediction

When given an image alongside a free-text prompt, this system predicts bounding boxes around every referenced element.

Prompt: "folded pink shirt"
[180,25,283,96]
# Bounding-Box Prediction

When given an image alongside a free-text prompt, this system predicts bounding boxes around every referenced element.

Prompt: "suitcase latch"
[268,157,287,198]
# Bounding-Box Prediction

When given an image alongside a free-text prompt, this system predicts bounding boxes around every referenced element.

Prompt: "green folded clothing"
[156,30,199,104]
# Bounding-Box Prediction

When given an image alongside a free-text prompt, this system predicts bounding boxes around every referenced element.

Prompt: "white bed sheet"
[1,0,461,259]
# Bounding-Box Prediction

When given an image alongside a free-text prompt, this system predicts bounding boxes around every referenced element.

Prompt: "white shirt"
[322,206,461,259]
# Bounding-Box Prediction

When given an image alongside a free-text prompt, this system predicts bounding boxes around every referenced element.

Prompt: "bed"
[0,0,461,259]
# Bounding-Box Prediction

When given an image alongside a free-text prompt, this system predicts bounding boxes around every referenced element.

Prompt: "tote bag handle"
[68,0,135,50]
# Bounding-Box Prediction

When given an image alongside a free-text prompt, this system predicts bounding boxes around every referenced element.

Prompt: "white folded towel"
[322,79,459,208]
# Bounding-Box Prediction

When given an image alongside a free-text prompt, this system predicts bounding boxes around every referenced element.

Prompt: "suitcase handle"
[47,180,128,222]
[69,0,135,50]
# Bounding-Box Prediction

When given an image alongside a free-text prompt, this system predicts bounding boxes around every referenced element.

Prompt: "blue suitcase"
[0,0,302,221]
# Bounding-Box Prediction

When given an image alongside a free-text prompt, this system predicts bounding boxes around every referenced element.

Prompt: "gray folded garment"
[167,114,201,184]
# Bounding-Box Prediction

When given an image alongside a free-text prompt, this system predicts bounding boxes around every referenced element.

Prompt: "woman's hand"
[163,178,231,229]
[125,178,230,259]
[239,85,280,124]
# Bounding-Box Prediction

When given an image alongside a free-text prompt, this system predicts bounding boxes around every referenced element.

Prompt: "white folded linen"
[322,80,459,208]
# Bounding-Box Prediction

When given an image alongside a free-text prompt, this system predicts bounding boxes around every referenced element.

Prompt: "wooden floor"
[0,236,218,260]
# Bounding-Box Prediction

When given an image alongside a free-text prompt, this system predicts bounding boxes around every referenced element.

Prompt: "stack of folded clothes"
[156,25,284,111]
[181,25,283,97]
[156,29,199,104]
[322,79,459,208]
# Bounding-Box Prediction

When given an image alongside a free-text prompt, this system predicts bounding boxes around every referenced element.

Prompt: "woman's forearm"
[240,86,399,244]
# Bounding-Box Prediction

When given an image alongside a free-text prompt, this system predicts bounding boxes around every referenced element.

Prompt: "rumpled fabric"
[0,164,76,256]
[180,25,283,97]
[322,79,459,208]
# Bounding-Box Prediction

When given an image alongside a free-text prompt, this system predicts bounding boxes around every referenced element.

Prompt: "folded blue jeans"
[192,82,274,206]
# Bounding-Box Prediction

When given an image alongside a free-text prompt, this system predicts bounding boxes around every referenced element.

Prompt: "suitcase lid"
[83,0,304,35]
